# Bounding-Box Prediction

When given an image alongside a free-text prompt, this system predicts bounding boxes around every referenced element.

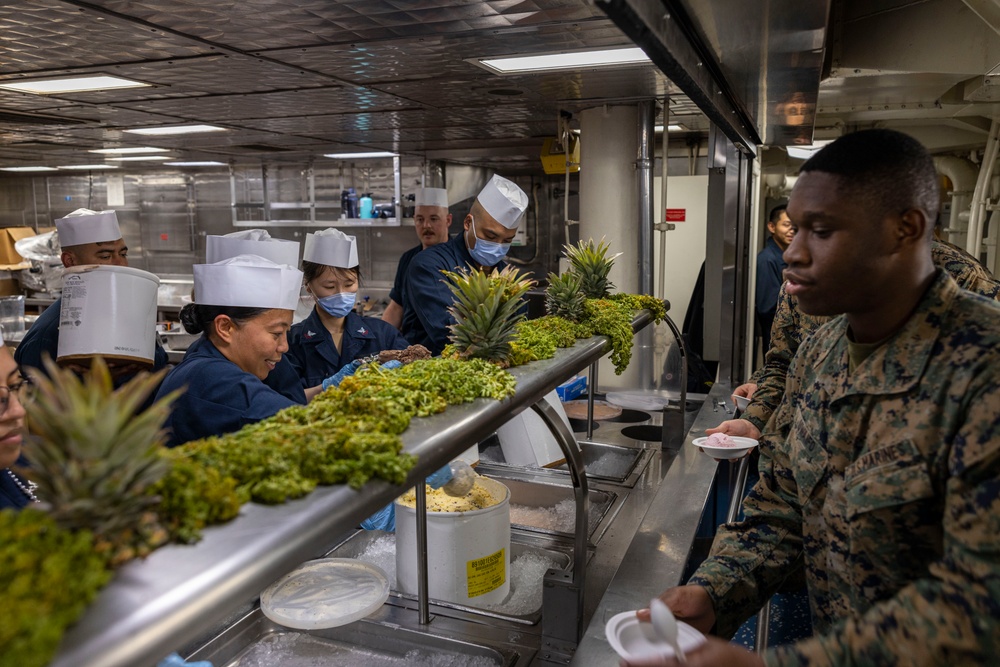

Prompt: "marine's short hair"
[801,129,940,230]
[769,204,788,224]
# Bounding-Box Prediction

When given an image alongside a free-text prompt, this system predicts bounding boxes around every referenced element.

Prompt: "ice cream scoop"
[426,460,476,497]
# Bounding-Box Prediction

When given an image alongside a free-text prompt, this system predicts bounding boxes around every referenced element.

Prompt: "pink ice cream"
[705,433,739,448]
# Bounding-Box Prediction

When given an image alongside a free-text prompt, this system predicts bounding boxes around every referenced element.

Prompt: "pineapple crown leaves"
[20,357,182,531]
[441,266,535,362]
[544,271,585,321]
[563,237,623,298]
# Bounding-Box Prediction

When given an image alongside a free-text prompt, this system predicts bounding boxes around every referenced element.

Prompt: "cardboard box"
[0,227,43,270]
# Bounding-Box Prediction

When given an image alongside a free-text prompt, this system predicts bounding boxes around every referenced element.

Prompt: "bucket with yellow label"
[395,476,510,606]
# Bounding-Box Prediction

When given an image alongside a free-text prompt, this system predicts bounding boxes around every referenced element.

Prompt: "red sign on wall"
[665,208,686,222]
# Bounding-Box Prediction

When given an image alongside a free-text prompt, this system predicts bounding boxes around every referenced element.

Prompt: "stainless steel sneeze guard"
[49,311,653,667]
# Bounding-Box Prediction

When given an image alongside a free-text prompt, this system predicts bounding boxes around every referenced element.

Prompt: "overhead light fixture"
[786,139,834,160]
[56,164,119,170]
[476,47,649,74]
[125,125,226,136]
[0,75,150,95]
[89,147,169,155]
[164,161,227,167]
[324,151,397,159]
[0,166,58,172]
[655,124,687,132]
[107,156,171,162]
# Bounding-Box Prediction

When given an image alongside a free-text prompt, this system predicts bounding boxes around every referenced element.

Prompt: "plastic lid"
[260,558,389,629]
[606,391,678,411]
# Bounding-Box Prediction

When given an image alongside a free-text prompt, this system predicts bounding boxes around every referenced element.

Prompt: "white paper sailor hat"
[302,228,358,268]
[193,254,303,311]
[206,229,300,266]
[55,208,122,247]
[476,175,528,229]
[415,187,449,209]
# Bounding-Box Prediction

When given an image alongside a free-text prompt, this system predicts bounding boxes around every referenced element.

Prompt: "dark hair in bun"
[179,303,272,335]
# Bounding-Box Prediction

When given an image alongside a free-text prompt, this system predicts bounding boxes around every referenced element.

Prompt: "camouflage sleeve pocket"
[845,441,934,517]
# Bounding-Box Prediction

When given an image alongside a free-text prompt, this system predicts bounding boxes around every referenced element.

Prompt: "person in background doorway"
[154,255,303,447]
[14,208,169,380]
[401,175,528,355]
[286,229,409,400]
[0,336,35,510]
[754,204,794,353]
[631,129,1000,666]
[382,187,451,330]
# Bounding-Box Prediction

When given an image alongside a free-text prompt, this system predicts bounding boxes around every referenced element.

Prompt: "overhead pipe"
[637,100,655,295]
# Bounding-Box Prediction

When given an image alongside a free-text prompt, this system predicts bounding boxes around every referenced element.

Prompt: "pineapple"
[442,265,535,366]
[565,238,622,298]
[18,358,181,566]
[545,271,586,321]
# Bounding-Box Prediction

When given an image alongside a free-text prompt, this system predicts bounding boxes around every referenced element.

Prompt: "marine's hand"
[704,419,761,441]
[620,636,763,667]
[635,585,716,634]
[732,383,757,400]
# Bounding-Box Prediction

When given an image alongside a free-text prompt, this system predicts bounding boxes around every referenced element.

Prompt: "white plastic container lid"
[260,558,389,629]
[605,610,705,661]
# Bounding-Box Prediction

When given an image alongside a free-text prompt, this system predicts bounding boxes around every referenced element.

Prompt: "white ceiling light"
[0,166,58,172]
[107,156,171,161]
[0,75,150,94]
[476,47,649,74]
[164,161,227,167]
[324,151,397,159]
[786,139,834,160]
[125,125,226,136]
[89,147,169,154]
[56,164,120,170]
[655,124,687,132]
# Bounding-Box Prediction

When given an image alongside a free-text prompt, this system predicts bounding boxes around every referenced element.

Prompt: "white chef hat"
[55,208,122,247]
[476,175,528,230]
[415,187,449,209]
[303,228,358,268]
[206,229,300,266]
[193,254,303,311]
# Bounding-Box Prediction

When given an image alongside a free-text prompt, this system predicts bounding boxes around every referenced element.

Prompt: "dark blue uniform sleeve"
[405,253,456,355]
[755,247,785,315]
[263,357,308,404]
[14,302,60,374]
[375,319,410,351]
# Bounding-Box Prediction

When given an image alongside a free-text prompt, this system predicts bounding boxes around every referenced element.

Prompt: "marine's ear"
[893,207,930,250]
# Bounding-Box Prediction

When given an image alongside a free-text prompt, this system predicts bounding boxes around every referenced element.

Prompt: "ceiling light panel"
[0,75,149,94]
[89,147,169,154]
[125,125,227,136]
[476,47,650,74]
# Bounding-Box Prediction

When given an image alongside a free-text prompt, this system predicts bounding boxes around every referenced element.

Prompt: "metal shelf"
[233,217,402,228]
[49,312,653,667]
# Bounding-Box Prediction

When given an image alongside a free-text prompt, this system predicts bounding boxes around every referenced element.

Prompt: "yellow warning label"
[466,547,506,598]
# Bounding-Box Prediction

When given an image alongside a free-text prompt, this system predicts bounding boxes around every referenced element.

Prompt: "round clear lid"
[260,558,389,630]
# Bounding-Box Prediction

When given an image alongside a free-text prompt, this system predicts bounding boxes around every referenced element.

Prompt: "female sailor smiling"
[154,254,303,447]
[286,229,408,400]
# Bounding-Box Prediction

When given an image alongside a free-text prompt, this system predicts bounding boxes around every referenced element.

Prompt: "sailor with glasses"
[0,334,36,510]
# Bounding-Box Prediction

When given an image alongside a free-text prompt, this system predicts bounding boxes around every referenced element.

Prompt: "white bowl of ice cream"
[691,434,758,460]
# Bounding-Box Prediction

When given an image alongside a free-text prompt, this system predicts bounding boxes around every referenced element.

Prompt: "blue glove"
[426,464,454,489]
[322,359,362,390]
[381,359,402,370]
[360,502,396,531]
[157,653,213,667]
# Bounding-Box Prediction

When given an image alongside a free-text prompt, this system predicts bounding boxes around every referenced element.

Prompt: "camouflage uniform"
[743,239,1000,433]
[689,271,1000,665]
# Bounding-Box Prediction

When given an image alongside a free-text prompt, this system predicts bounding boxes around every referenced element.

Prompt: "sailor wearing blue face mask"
[401,174,529,355]
[285,229,409,400]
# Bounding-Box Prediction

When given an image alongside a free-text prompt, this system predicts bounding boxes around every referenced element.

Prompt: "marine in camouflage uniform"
[742,238,1000,435]
[690,270,1000,664]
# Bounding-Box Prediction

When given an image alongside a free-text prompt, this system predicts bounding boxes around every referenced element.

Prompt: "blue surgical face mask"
[466,216,511,267]
[317,291,356,318]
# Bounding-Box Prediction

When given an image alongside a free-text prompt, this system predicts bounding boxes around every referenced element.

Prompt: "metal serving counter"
[49,312,716,667]
[571,381,733,665]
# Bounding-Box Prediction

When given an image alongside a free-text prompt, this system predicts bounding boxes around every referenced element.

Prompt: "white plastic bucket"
[395,476,511,606]
[57,265,160,365]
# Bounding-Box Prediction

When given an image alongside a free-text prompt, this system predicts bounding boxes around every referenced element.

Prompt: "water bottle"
[359,193,374,219]
[343,188,358,218]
